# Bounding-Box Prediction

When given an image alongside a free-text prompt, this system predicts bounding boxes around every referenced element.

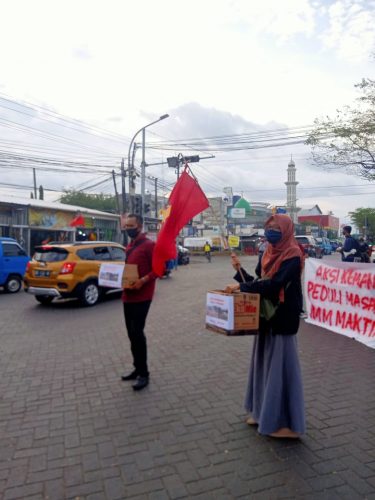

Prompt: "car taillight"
[59,262,76,274]
[26,261,31,271]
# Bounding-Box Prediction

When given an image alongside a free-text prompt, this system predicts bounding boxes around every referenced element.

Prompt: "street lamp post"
[127,114,169,216]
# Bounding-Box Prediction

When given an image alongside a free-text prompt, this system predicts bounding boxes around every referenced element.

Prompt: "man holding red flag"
[152,166,209,276]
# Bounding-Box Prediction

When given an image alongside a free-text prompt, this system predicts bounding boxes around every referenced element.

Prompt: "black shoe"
[132,376,149,391]
[121,370,138,381]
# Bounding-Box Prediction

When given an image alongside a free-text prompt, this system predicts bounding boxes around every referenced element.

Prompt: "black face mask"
[126,228,139,239]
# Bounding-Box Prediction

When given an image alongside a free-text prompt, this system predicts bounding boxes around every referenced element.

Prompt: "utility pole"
[154,177,158,219]
[127,114,169,215]
[112,170,120,214]
[141,128,146,215]
[129,143,137,212]
[120,158,126,214]
[33,168,37,199]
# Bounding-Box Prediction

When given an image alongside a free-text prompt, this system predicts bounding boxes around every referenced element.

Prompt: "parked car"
[177,245,190,265]
[24,241,126,306]
[295,235,323,258]
[315,237,332,255]
[0,237,30,293]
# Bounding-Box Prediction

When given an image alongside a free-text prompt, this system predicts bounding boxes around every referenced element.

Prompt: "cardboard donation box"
[122,263,139,288]
[206,290,260,336]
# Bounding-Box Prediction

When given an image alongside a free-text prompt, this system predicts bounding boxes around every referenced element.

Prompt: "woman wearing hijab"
[226,214,305,438]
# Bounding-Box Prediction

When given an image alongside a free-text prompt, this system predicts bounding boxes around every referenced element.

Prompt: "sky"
[0,0,375,225]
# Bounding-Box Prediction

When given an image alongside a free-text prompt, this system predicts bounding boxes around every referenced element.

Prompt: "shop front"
[0,195,121,255]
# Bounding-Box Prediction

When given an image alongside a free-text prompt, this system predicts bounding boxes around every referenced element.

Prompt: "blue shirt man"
[340,225,361,262]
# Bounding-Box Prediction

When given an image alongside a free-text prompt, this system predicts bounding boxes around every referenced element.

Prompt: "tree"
[348,207,375,239]
[306,78,375,180]
[60,190,117,213]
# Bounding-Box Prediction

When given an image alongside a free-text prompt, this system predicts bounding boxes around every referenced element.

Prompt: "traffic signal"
[134,195,142,214]
[167,157,178,169]
[144,203,150,214]
[184,155,200,163]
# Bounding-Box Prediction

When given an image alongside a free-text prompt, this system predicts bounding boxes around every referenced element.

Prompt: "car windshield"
[296,237,309,244]
[33,247,68,262]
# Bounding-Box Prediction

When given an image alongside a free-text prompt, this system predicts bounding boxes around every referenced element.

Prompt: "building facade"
[0,194,121,254]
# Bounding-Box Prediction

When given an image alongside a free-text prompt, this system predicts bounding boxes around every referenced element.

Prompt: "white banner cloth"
[304,259,375,349]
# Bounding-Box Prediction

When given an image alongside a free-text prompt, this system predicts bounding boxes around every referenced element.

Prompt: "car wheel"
[35,296,54,305]
[5,275,22,293]
[79,280,100,307]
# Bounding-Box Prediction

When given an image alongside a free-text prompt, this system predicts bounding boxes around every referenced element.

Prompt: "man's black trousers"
[123,301,151,378]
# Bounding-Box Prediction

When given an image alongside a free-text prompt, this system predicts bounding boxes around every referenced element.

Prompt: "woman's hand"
[224,283,240,294]
[231,252,241,271]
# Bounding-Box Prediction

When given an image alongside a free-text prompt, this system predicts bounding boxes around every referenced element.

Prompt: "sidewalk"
[0,254,374,499]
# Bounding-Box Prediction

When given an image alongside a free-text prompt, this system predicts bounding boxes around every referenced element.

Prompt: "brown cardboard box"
[206,290,259,336]
[122,263,139,288]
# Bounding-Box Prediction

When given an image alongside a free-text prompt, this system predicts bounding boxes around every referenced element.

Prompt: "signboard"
[230,208,246,218]
[223,187,233,206]
[304,259,375,349]
[29,208,73,229]
[98,263,124,288]
[206,292,234,330]
[228,235,240,248]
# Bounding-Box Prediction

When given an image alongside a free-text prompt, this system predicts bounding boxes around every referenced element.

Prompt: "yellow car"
[24,241,126,306]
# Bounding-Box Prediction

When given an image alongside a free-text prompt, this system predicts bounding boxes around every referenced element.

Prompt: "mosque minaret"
[285,156,299,223]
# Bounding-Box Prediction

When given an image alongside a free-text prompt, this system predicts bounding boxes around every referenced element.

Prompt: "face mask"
[265,229,282,244]
[126,228,139,239]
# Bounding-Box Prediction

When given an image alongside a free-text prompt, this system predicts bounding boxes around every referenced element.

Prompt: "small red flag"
[69,213,85,227]
[152,168,209,276]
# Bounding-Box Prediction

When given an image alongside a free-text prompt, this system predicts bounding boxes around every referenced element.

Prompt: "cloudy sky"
[0,0,375,224]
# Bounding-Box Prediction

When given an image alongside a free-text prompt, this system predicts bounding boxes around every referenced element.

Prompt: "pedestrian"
[121,214,157,391]
[204,241,212,262]
[337,225,361,262]
[225,214,305,438]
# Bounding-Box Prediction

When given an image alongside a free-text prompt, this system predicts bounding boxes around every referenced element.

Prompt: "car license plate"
[35,270,51,277]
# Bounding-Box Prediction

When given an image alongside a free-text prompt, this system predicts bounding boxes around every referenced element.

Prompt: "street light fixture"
[126,113,169,214]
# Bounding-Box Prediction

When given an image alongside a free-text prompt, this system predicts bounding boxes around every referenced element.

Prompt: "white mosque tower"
[285,156,299,223]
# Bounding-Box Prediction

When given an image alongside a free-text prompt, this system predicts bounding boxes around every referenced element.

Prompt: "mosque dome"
[234,197,251,215]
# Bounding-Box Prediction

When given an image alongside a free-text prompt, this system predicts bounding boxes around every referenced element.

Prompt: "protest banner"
[304,259,375,349]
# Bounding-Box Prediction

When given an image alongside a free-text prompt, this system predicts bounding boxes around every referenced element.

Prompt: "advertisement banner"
[29,208,73,229]
[304,259,375,349]
[223,186,233,206]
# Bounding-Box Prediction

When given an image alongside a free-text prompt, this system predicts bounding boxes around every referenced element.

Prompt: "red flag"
[69,213,85,227]
[152,168,209,276]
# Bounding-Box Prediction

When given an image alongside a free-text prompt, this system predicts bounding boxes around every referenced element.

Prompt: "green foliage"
[306,78,375,180]
[348,207,375,239]
[60,190,118,213]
